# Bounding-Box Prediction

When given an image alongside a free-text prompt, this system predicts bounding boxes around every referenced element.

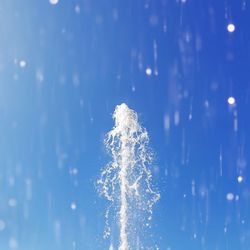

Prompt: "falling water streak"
[219,146,223,176]
[119,131,129,250]
[98,103,160,250]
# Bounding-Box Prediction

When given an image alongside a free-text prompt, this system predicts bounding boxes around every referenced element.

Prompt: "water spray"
[98,103,160,250]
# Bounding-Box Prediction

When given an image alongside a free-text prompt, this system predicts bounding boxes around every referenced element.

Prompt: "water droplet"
[71,202,77,210]
[227,96,236,105]
[8,198,17,207]
[145,67,152,76]
[19,60,26,68]
[237,176,243,183]
[49,0,59,5]
[75,5,80,13]
[227,23,235,33]
[9,238,18,249]
[226,192,234,201]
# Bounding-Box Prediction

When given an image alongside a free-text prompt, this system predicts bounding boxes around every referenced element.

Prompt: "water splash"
[98,103,160,250]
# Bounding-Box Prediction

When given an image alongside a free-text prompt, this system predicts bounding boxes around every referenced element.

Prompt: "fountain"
[98,103,160,250]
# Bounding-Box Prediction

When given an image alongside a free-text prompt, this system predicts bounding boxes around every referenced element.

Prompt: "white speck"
[75,5,80,13]
[204,100,209,108]
[72,168,78,175]
[191,180,196,196]
[184,31,192,43]
[164,114,170,131]
[174,110,180,126]
[9,237,18,249]
[234,117,238,132]
[0,220,5,231]
[163,21,167,33]
[36,69,44,83]
[164,168,168,176]
[49,0,59,5]
[237,176,243,183]
[227,96,236,105]
[227,23,235,33]
[8,198,17,207]
[154,69,159,76]
[71,202,77,210]
[226,192,234,201]
[19,60,26,68]
[145,67,152,76]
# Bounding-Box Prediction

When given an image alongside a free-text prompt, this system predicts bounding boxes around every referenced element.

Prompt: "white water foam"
[98,103,160,250]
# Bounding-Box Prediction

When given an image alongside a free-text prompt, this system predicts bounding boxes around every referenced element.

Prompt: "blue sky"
[0,0,250,249]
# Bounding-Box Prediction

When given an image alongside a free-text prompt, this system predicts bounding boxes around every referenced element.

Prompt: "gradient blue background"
[0,0,250,249]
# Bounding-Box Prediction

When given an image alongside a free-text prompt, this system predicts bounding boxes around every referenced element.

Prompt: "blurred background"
[0,0,250,249]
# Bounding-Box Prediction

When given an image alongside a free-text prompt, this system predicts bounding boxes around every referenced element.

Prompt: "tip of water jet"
[119,103,128,107]
[113,103,139,132]
[116,103,129,111]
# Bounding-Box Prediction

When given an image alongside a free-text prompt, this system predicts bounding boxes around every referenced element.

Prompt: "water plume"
[98,103,160,250]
